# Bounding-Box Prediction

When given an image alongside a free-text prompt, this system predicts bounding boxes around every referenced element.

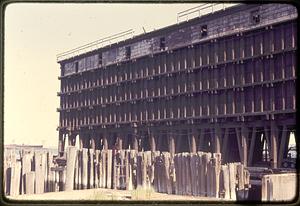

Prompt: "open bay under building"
[57,4,297,168]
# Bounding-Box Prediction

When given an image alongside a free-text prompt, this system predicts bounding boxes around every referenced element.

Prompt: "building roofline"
[57,3,253,64]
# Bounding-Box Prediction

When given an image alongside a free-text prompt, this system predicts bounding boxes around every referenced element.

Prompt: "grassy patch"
[131,185,155,200]
[89,191,118,200]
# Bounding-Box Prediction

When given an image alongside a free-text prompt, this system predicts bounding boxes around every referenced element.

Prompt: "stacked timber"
[3,149,61,196]
[4,146,250,200]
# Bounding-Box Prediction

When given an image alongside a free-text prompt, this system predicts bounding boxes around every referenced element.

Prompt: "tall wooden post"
[168,131,176,157]
[188,128,197,154]
[58,132,64,157]
[90,136,96,151]
[103,133,108,150]
[270,121,278,168]
[214,126,221,154]
[149,130,156,152]
[241,125,249,166]
[132,127,139,151]
[116,134,123,150]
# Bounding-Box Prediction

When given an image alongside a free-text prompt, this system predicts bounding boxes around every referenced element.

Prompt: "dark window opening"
[61,64,65,76]
[99,53,102,66]
[75,62,79,73]
[125,46,131,59]
[160,37,166,50]
[251,10,260,24]
[200,25,208,38]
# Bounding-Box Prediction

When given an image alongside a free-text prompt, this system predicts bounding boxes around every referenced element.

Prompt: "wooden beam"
[278,125,287,167]
[248,127,257,166]
[188,128,197,154]
[168,133,176,157]
[241,126,249,166]
[235,127,243,163]
[270,121,278,168]
[214,126,221,154]
[221,128,229,164]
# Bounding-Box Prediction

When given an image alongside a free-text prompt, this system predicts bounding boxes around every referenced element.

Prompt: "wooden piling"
[34,151,45,194]
[25,172,35,194]
[65,146,77,191]
[81,148,88,189]
[229,163,237,200]
[107,149,112,189]
[88,148,95,189]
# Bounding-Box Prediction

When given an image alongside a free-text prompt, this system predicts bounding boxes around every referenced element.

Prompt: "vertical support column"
[132,126,139,151]
[188,128,197,154]
[58,131,64,157]
[270,121,278,168]
[102,132,108,150]
[248,127,257,166]
[90,136,96,151]
[65,146,77,191]
[149,129,156,152]
[278,125,287,167]
[213,126,221,154]
[68,133,72,146]
[241,125,249,166]
[168,130,176,157]
[197,128,204,152]
[116,133,123,150]
[221,128,229,164]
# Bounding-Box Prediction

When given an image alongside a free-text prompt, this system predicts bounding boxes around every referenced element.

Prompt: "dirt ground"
[7,188,224,201]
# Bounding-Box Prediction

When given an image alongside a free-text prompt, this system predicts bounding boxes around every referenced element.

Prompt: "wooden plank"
[221,165,230,199]
[173,154,179,195]
[221,128,229,164]
[213,153,222,198]
[163,152,172,194]
[136,152,143,187]
[236,163,245,199]
[278,125,287,167]
[25,172,35,195]
[107,149,112,189]
[180,153,186,195]
[270,121,278,168]
[21,153,32,194]
[186,153,192,195]
[34,151,45,194]
[235,127,243,163]
[78,149,82,189]
[10,161,21,196]
[210,157,217,197]
[188,130,197,154]
[73,150,78,190]
[176,153,183,195]
[248,127,257,166]
[145,151,152,188]
[197,129,204,151]
[195,152,202,196]
[65,146,77,191]
[153,153,159,192]
[102,150,107,188]
[190,153,197,196]
[82,148,88,189]
[241,126,249,166]
[95,150,100,188]
[112,150,117,189]
[125,150,130,190]
[229,163,237,200]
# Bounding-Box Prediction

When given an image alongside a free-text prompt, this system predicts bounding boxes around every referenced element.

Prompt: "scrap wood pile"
[4,146,250,200]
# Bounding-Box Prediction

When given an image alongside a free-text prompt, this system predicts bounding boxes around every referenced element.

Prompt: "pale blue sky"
[4,3,207,147]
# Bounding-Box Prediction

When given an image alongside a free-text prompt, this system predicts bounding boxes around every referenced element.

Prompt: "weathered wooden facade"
[57,4,297,168]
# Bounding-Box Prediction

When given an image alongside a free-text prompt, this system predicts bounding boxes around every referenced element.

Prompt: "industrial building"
[56,3,297,169]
